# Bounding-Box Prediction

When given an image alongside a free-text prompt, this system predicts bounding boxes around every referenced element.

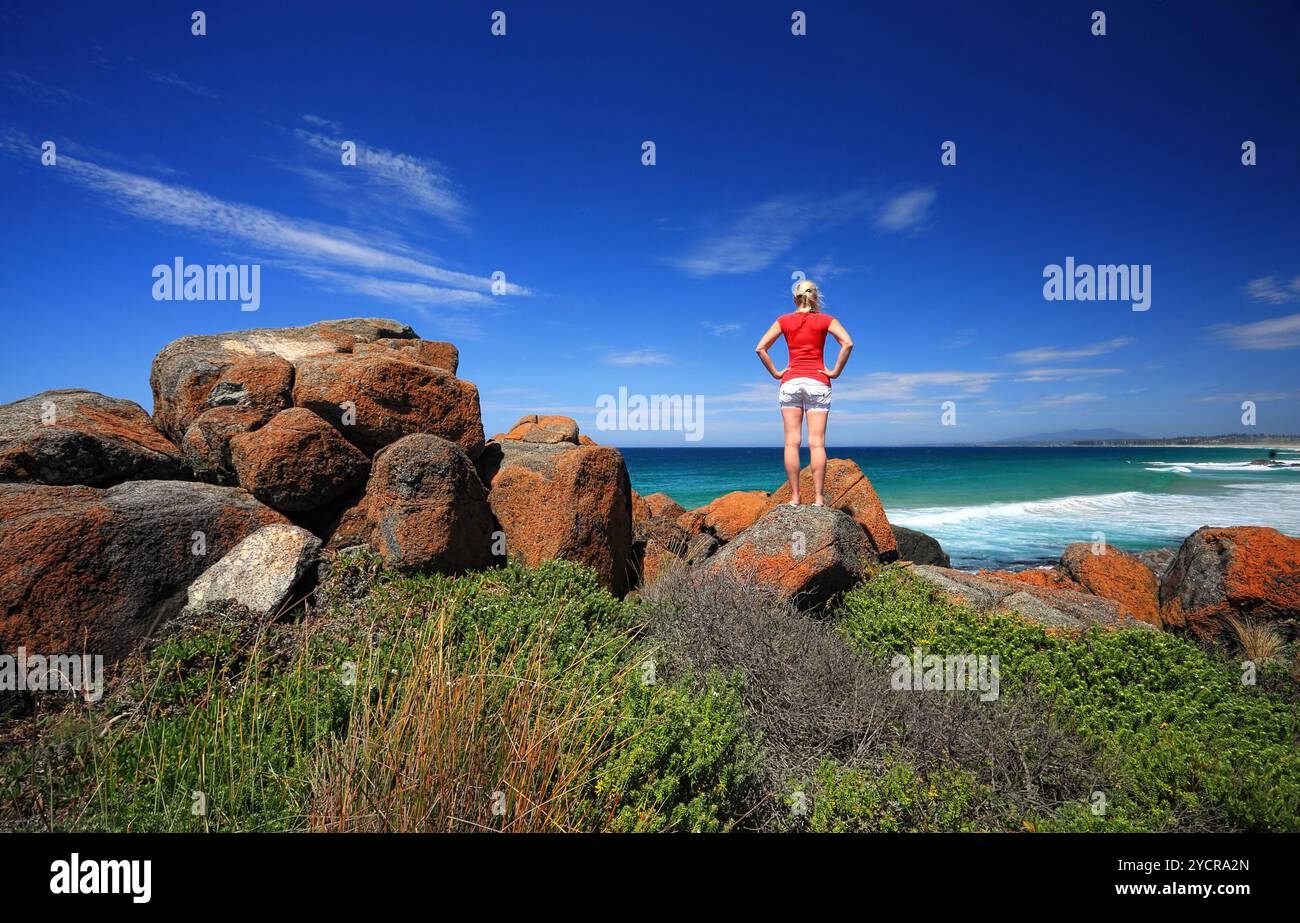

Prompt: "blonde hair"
[793,279,822,312]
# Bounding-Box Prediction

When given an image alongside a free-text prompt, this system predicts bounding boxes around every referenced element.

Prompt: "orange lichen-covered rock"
[678,490,770,542]
[643,492,685,521]
[362,434,495,574]
[181,405,269,484]
[706,505,877,609]
[292,352,485,458]
[229,408,370,512]
[479,440,633,595]
[769,459,897,561]
[631,490,652,525]
[150,318,414,444]
[979,567,1083,592]
[0,480,286,662]
[633,516,693,587]
[503,414,581,445]
[1058,543,1162,627]
[1159,526,1300,633]
[351,338,458,374]
[0,389,184,486]
[909,564,1147,633]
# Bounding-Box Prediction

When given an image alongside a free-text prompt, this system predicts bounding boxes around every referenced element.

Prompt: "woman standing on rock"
[754,279,854,506]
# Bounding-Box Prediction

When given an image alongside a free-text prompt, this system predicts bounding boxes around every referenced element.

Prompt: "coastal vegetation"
[4,555,1296,833]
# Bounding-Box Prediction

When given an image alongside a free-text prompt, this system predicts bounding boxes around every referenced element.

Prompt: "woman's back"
[778,311,834,385]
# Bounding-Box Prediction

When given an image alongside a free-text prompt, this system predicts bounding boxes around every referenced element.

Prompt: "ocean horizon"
[621,445,1300,571]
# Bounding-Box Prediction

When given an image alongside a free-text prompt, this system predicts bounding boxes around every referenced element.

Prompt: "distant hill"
[997,428,1144,444]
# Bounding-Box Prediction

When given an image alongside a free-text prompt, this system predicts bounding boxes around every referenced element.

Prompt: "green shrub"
[798,757,993,833]
[837,567,1300,831]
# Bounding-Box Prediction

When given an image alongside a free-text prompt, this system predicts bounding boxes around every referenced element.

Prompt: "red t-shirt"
[779,312,834,386]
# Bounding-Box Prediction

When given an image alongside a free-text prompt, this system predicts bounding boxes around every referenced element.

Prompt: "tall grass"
[311,602,644,832]
[1,557,758,833]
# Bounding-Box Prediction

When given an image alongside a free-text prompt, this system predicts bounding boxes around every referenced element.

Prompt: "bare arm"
[824,318,854,379]
[754,321,785,379]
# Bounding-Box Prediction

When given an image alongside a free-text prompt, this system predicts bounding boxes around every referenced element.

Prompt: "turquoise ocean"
[620,446,1300,571]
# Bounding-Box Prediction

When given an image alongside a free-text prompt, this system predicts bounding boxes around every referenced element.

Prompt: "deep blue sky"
[2,1,1298,445]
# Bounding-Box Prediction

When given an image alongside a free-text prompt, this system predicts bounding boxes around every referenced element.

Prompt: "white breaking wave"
[892,482,1300,568]
[1146,465,1191,473]
[1145,460,1300,473]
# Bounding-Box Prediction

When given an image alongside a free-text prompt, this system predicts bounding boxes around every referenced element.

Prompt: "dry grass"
[310,602,638,832]
[1225,614,1285,665]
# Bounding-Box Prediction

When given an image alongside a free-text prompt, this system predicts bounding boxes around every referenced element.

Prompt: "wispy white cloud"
[672,186,935,278]
[301,113,344,133]
[0,128,526,329]
[603,349,672,367]
[832,370,1002,403]
[806,255,868,280]
[1208,312,1300,351]
[293,125,470,233]
[1013,367,1125,382]
[143,70,217,99]
[874,187,936,233]
[710,369,1002,412]
[1190,389,1300,403]
[1005,337,1134,364]
[1242,274,1300,304]
[701,321,741,336]
[1024,392,1108,409]
[4,70,92,107]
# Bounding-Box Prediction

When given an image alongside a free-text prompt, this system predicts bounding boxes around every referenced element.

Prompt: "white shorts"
[778,377,832,412]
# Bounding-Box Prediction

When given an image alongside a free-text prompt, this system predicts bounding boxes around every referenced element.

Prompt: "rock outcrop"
[150,318,415,445]
[0,389,185,486]
[769,459,897,561]
[184,524,321,616]
[892,525,950,567]
[1059,543,1161,626]
[479,437,633,594]
[707,505,878,610]
[0,480,286,662]
[362,434,496,574]
[1159,526,1300,634]
[29,316,1300,667]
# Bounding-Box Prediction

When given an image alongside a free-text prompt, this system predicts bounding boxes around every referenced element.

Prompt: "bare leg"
[807,410,828,505]
[781,407,804,503]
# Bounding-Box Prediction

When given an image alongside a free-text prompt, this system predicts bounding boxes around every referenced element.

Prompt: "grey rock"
[184,524,321,616]
[0,389,185,487]
[909,564,1152,631]
[707,504,878,610]
[891,526,950,567]
[1134,546,1178,581]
